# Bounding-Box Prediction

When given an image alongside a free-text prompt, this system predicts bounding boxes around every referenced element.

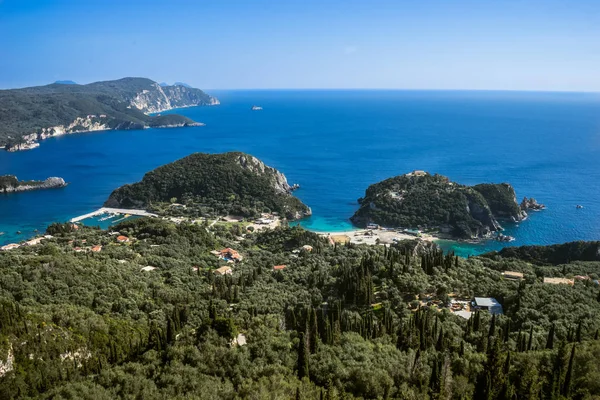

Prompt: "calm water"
[1,90,599,256]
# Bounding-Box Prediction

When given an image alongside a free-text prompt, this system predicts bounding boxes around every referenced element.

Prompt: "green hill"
[104,152,312,220]
[351,171,529,238]
[0,218,599,398]
[0,77,218,150]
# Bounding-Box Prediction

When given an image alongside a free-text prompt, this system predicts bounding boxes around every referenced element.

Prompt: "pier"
[70,207,158,223]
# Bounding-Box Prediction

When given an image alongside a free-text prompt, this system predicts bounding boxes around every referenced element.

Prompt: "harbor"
[70,207,157,223]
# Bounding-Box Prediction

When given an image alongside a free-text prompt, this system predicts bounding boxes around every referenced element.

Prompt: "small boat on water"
[576,205,584,209]
[251,105,263,111]
[16,231,21,235]
[0,232,4,236]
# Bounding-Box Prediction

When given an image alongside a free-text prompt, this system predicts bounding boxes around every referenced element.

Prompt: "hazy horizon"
[1,0,599,91]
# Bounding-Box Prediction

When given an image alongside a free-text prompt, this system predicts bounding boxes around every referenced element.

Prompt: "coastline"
[309,227,443,245]
[3,102,218,152]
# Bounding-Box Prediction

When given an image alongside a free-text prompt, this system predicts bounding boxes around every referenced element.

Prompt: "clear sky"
[1,0,599,91]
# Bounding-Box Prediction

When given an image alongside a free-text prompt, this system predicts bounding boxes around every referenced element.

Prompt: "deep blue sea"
[1,90,600,256]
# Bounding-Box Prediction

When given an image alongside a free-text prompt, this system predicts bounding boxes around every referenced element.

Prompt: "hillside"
[0,219,598,398]
[351,171,531,238]
[104,152,312,220]
[485,241,600,265]
[0,77,218,150]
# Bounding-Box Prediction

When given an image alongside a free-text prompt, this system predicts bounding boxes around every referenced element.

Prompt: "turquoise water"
[1,90,599,255]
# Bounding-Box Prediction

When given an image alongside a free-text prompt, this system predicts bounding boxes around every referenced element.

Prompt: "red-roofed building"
[273,265,286,271]
[117,236,130,243]
[219,248,243,262]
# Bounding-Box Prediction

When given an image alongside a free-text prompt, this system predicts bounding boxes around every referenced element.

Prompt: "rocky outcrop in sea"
[0,175,67,193]
[520,197,546,211]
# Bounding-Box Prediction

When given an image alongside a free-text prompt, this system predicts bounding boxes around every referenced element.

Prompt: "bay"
[1,90,599,255]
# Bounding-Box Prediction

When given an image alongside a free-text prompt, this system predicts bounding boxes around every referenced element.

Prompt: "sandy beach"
[315,228,441,246]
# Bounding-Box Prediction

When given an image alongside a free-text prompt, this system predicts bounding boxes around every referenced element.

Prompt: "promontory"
[0,77,219,151]
[351,171,539,239]
[0,175,67,193]
[104,152,311,220]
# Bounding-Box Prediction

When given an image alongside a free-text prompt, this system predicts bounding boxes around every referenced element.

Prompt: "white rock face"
[0,345,14,377]
[6,116,110,152]
[235,153,291,194]
[129,83,219,114]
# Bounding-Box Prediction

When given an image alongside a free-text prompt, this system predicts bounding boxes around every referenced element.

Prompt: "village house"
[301,245,313,252]
[502,271,524,281]
[273,265,286,271]
[140,266,157,272]
[116,236,130,243]
[213,266,233,276]
[91,245,102,252]
[216,248,243,262]
[543,277,574,286]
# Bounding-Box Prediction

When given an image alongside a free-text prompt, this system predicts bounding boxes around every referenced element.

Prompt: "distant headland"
[0,175,67,193]
[0,77,219,151]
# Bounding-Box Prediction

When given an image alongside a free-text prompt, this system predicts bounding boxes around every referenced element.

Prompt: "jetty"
[70,207,157,223]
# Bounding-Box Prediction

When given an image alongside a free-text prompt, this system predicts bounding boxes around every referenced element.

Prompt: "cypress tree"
[436,327,444,352]
[576,319,583,343]
[488,314,497,338]
[527,325,534,351]
[297,332,309,380]
[562,345,576,397]
[546,323,555,350]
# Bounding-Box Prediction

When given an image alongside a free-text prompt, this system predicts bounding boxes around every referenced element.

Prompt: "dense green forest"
[104,152,311,220]
[0,77,214,148]
[351,173,530,239]
[0,216,599,399]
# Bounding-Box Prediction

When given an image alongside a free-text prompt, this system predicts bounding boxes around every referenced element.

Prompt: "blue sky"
[0,0,599,91]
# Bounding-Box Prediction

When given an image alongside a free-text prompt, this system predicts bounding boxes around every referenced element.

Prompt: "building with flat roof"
[214,266,233,276]
[472,297,503,315]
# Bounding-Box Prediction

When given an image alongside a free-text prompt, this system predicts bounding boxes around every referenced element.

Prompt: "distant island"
[351,170,543,239]
[0,77,219,151]
[0,175,67,193]
[53,80,77,85]
[104,152,311,221]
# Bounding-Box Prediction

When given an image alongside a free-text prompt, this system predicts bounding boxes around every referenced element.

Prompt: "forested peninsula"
[351,171,540,239]
[104,152,312,220]
[0,77,218,151]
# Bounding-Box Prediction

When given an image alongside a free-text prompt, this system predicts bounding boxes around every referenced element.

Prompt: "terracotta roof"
[117,236,129,242]
[91,245,102,252]
[273,265,286,270]
[543,277,574,285]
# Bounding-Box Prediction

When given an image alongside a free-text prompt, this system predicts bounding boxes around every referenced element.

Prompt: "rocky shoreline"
[0,176,68,193]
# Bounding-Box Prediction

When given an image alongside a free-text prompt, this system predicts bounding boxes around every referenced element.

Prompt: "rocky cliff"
[0,175,67,193]
[0,78,218,151]
[104,152,311,220]
[350,172,532,239]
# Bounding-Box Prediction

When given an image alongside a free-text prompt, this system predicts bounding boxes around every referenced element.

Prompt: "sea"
[1,90,599,256]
